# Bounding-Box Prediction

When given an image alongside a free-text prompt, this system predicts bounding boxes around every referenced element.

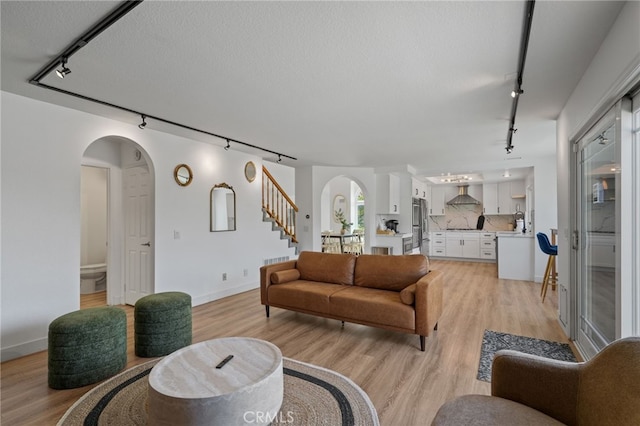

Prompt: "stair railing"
[262,166,298,243]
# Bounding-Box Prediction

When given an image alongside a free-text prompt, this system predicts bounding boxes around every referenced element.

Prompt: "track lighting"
[277,155,282,163]
[55,58,71,79]
[511,88,523,98]
[505,145,514,154]
[597,134,609,145]
[224,139,231,150]
[138,115,147,129]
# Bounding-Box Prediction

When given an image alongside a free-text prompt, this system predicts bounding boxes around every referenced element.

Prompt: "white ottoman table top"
[148,337,283,426]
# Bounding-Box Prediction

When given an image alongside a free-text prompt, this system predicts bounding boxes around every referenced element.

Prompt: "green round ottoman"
[134,292,192,357]
[48,306,127,389]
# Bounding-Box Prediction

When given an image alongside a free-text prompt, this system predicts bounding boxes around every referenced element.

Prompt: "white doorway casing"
[83,138,155,306]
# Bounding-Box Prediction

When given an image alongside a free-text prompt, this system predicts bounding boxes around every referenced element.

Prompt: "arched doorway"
[81,136,155,307]
[321,176,367,252]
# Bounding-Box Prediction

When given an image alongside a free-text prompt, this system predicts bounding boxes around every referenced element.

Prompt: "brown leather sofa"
[259,251,443,351]
[432,336,640,425]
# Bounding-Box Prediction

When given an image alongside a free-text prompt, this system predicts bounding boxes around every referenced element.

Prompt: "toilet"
[80,263,107,294]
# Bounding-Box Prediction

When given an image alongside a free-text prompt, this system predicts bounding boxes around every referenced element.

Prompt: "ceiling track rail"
[27,0,297,161]
[506,0,535,154]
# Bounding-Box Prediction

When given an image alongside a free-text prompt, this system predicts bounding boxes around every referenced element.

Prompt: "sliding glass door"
[575,107,619,358]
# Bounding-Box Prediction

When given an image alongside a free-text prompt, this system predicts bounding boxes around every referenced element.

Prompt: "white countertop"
[432,229,496,233]
[377,233,412,238]
[496,231,534,238]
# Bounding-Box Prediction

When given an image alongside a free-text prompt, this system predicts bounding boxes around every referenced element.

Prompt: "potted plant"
[334,208,353,235]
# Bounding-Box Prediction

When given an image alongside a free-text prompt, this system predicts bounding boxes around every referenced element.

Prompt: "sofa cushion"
[271,269,300,284]
[399,283,416,305]
[329,286,415,331]
[431,395,564,426]
[354,254,429,291]
[268,281,348,315]
[296,251,356,286]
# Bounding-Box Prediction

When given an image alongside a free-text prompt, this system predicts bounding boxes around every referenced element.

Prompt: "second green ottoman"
[134,291,192,357]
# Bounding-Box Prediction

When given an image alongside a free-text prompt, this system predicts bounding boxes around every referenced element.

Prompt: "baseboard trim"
[1,338,48,362]
[191,281,259,307]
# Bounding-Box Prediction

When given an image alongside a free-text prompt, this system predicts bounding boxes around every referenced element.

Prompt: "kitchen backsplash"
[428,204,516,231]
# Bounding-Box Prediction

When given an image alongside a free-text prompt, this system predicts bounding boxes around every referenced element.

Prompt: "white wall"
[1,91,297,361]
[81,166,108,266]
[556,1,640,336]
[531,155,558,283]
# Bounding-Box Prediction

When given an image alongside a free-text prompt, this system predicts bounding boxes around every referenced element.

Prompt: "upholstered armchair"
[432,337,640,425]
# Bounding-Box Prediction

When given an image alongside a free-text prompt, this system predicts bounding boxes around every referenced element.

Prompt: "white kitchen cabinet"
[429,186,446,216]
[497,182,512,215]
[587,233,615,268]
[445,232,480,258]
[482,183,498,214]
[483,181,524,215]
[480,232,496,260]
[412,178,427,199]
[376,173,400,214]
[430,232,446,257]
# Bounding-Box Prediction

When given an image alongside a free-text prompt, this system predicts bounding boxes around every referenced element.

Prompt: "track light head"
[277,154,282,163]
[505,145,514,154]
[138,115,147,129]
[224,139,231,151]
[55,58,71,79]
[511,88,523,98]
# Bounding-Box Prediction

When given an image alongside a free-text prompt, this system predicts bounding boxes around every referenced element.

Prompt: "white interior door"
[124,166,153,305]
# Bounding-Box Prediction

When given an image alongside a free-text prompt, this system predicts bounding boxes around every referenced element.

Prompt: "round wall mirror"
[174,164,193,186]
[244,161,257,182]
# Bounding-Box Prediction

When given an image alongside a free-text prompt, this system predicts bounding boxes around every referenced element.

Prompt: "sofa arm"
[259,260,298,305]
[414,269,443,336]
[492,350,580,425]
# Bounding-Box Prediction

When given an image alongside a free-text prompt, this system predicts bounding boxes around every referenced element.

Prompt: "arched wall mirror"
[210,183,236,232]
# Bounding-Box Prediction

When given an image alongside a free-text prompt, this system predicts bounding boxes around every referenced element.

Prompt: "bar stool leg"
[550,256,558,291]
[541,255,553,302]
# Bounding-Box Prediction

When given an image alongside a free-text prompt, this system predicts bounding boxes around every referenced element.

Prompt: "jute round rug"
[58,357,379,426]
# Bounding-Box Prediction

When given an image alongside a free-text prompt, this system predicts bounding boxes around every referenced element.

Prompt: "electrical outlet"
[222,273,227,281]
[243,269,248,277]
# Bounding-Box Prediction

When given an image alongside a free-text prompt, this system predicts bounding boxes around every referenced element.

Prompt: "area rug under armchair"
[477,330,577,382]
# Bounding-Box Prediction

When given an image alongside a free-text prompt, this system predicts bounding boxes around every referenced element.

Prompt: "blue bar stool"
[536,232,558,302]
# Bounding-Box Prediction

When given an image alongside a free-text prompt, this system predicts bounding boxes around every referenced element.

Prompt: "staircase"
[262,166,299,253]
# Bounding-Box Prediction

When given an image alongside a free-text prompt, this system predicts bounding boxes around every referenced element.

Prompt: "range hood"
[446,185,481,205]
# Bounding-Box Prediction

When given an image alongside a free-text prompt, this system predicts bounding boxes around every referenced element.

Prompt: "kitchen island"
[373,233,414,255]
[496,231,534,281]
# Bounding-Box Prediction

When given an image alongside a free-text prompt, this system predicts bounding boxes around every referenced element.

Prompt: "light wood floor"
[1,260,575,425]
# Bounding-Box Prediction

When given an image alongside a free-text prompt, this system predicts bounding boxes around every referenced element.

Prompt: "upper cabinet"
[412,178,427,199]
[429,186,446,216]
[377,173,400,214]
[482,183,499,214]
[483,180,525,215]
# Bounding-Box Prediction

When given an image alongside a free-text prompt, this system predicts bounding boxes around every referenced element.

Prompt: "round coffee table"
[148,337,283,426]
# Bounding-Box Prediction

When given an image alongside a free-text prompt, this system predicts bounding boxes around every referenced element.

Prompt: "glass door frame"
[571,97,634,359]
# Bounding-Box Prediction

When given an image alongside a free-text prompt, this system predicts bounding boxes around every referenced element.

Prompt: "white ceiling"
[1,1,624,178]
